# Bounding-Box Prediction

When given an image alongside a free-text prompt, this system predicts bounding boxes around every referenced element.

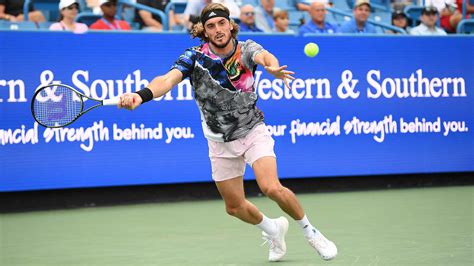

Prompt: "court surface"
[1,186,473,265]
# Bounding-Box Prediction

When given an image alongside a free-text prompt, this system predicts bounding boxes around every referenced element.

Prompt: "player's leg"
[215,176,289,262]
[215,176,261,224]
[243,125,304,220]
[252,156,304,220]
[245,124,337,260]
[252,156,337,261]
[209,139,283,237]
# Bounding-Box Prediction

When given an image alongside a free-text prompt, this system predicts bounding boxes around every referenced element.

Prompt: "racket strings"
[33,85,82,127]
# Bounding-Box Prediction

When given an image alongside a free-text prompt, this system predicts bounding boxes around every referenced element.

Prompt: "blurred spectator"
[340,0,376,34]
[90,0,131,30]
[440,0,474,33]
[458,0,474,17]
[175,0,210,30]
[255,0,275,32]
[135,0,170,31]
[386,10,408,34]
[0,0,45,22]
[299,1,338,35]
[273,8,294,33]
[49,0,87,33]
[425,0,454,12]
[176,0,239,31]
[295,0,331,12]
[213,0,239,18]
[86,0,101,14]
[391,0,413,12]
[239,4,263,32]
[183,0,208,20]
[410,6,447,35]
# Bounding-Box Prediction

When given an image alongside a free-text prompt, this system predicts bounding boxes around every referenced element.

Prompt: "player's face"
[204,17,233,49]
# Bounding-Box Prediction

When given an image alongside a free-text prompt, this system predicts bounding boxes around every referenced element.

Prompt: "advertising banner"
[1,32,473,191]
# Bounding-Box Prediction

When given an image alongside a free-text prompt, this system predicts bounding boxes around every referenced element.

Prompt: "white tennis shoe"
[306,229,338,260]
[261,216,289,262]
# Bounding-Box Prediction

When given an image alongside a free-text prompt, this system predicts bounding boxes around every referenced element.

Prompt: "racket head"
[31,84,84,128]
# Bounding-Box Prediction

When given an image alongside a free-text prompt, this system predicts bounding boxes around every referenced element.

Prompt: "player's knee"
[225,203,244,216]
[261,185,284,199]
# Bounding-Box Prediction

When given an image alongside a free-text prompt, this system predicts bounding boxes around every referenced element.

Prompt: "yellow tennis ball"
[304,42,319,57]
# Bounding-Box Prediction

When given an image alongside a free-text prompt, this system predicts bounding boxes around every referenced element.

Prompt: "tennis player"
[118,2,337,262]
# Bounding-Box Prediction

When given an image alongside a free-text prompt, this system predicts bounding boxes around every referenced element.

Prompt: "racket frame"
[31,83,107,128]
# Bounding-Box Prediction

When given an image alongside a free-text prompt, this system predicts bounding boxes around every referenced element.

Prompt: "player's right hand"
[118,93,142,110]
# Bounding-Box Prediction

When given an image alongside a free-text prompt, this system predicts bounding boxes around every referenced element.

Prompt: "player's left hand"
[264,65,295,89]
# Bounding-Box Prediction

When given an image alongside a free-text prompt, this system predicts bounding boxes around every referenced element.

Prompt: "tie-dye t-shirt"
[171,39,266,142]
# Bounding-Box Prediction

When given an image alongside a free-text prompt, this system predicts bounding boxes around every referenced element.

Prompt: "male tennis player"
[118,3,337,262]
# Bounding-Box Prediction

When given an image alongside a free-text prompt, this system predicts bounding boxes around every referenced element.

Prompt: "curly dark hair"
[190,3,240,43]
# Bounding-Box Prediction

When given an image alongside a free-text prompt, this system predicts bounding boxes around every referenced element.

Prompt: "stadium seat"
[371,9,391,24]
[287,0,298,9]
[36,21,54,29]
[275,0,294,10]
[77,0,92,12]
[165,1,187,31]
[166,0,187,14]
[288,10,304,32]
[456,19,474,34]
[404,5,423,27]
[0,21,38,30]
[345,0,354,9]
[75,12,102,26]
[332,0,351,11]
[23,0,60,22]
[241,0,259,6]
[118,0,167,30]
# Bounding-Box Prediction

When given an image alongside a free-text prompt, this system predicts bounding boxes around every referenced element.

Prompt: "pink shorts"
[207,124,276,182]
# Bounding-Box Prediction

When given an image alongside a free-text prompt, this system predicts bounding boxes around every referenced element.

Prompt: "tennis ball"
[304,42,319,57]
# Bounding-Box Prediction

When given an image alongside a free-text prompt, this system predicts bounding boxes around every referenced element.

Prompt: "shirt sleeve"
[170,48,196,80]
[241,39,265,70]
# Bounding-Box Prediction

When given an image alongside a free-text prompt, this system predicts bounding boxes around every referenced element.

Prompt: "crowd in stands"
[0,0,473,34]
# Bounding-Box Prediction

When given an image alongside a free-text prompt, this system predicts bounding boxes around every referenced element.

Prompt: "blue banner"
[1,31,473,191]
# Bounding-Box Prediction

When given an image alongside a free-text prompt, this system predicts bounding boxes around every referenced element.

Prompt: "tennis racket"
[31,83,121,128]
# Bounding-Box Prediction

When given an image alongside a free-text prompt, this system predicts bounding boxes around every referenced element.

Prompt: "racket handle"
[103,98,120,106]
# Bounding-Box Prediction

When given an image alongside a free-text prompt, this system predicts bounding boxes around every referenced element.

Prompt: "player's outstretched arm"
[254,51,295,89]
[119,69,183,110]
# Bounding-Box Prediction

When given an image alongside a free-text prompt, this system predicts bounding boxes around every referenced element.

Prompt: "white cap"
[354,0,371,8]
[59,0,78,10]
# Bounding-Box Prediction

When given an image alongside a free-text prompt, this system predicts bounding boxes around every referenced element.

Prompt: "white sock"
[296,214,318,238]
[256,213,278,236]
